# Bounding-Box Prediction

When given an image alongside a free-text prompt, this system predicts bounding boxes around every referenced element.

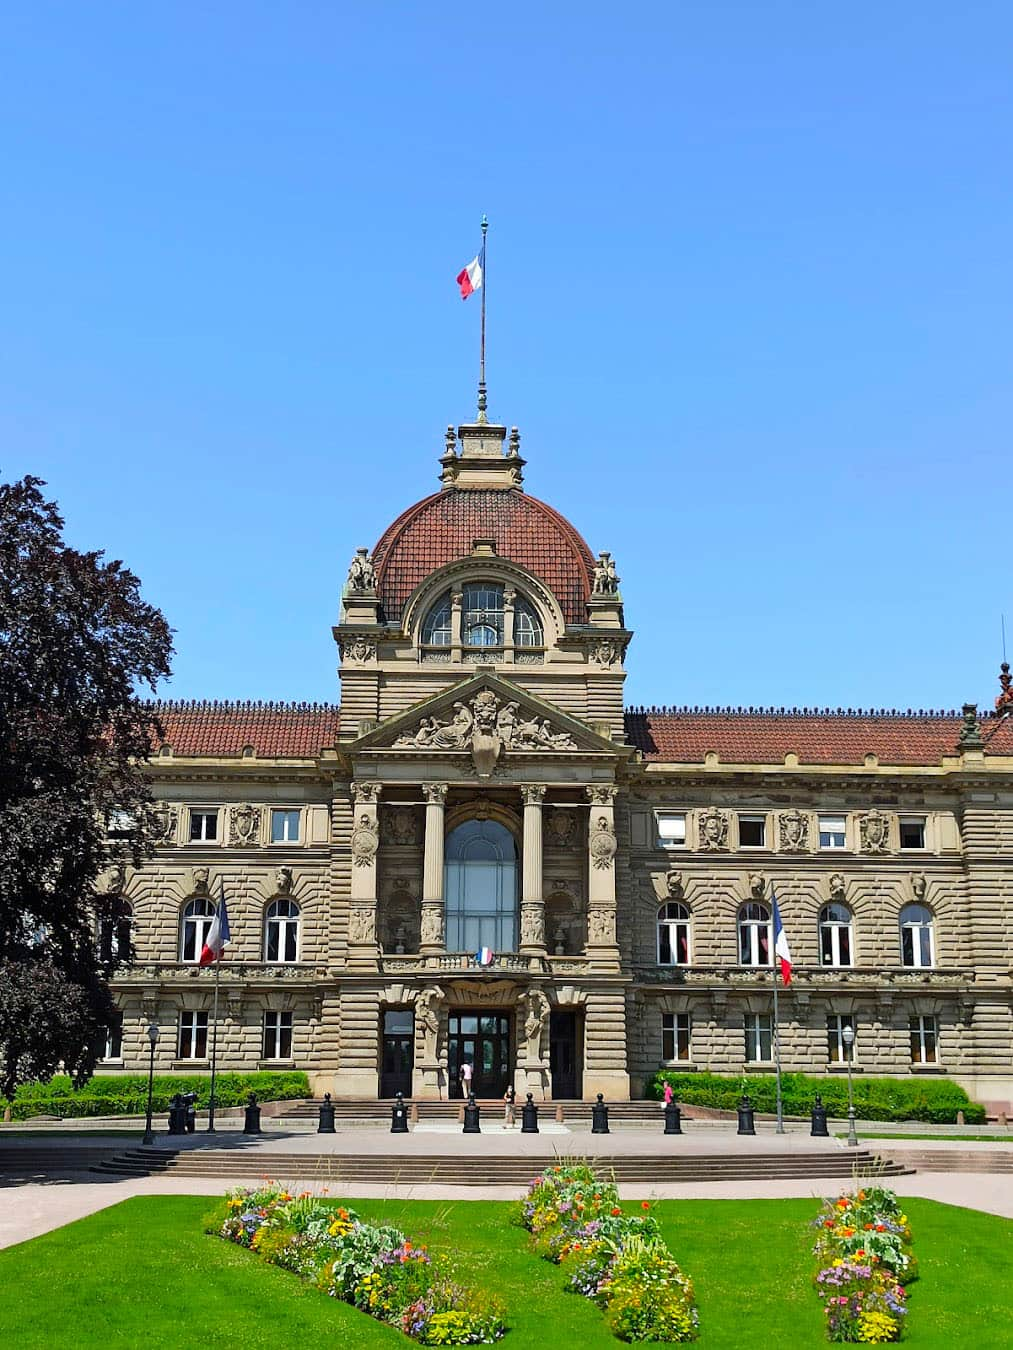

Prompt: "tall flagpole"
[477,215,488,423]
[208,956,220,1132]
[772,940,785,1135]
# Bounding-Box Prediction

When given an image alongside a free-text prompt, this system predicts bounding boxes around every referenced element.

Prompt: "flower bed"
[209,1185,505,1345]
[517,1163,698,1342]
[811,1186,914,1343]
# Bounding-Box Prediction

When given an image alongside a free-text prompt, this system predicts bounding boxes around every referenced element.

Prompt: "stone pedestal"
[516,1063,550,1100]
[413,1062,447,1100]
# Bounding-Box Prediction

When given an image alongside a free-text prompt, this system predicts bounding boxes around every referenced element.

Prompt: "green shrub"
[7,1071,310,1120]
[647,1070,985,1124]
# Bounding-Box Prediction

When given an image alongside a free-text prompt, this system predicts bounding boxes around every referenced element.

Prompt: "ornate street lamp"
[842,1022,858,1147]
[142,1022,160,1146]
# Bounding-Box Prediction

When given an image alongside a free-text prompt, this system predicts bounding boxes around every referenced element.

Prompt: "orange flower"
[865,1223,874,1230]
[641,1202,651,1211]
[611,1207,622,1217]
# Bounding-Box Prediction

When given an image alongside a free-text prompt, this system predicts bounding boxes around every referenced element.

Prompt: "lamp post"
[842,1022,858,1147]
[142,1022,160,1146]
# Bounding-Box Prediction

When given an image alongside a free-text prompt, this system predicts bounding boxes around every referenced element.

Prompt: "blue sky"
[2,3,1011,712]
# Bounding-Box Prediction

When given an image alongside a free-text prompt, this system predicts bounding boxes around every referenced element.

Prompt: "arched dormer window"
[462,583,503,647]
[657,901,690,965]
[419,581,545,656]
[421,591,452,646]
[180,897,216,963]
[514,596,543,647]
[265,898,300,963]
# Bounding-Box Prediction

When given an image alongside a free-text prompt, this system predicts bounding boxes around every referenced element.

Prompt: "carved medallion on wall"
[149,804,178,844]
[589,638,619,668]
[229,803,261,847]
[350,814,379,867]
[778,810,809,853]
[858,810,891,854]
[697,807,729,850]
[381,805,420,846]
[546,809,577,848]
[341,634,377,663]
[589,816,617,870]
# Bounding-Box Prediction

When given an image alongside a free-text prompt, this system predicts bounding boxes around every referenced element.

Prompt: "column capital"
[352,780,381,804]
[423,782,448,805]
[521,784,547,806]
[585,785,617,807]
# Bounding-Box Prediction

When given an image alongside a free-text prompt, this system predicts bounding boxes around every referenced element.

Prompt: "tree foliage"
[0,476,172,1097]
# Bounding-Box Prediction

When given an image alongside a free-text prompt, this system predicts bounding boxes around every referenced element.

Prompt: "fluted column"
[520,785,546,952]
[586,785,620,970]
[420,783,448,952]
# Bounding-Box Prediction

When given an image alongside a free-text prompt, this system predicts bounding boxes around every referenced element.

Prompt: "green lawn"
[0,1195,1008,1347]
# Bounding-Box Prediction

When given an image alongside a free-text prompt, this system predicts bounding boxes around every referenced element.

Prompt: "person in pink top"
[663,1081,674,1107]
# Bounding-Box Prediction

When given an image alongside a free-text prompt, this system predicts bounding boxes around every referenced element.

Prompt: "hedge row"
[648,1070,985,1124]
[3,1071,311,1120]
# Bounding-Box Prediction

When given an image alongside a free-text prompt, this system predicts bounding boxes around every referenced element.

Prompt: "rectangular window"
[910,1015,938,1065]
[744,1013,773,1062]
[177,1011,208,1060]
[263,1011,293,1060]
[826,1014,855,1064]
[103,1013,123,1061]
[661,1012,691,1062]
[899,817,927,850]
[271,809,301,844]
[738,815,766,848]
[656,813,687,849]
[818,815,847,849]
[189,810,218,843]
[106,810,135,838]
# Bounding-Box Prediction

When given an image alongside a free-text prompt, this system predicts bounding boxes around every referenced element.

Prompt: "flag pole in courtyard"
[477,214,488,422]
[771,888,793,1136]
[208,954,221,1132]
[771,950,784,1134]
[200,880,231,1133]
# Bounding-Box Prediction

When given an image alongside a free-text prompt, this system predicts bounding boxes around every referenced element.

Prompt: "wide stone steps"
[0,1148,120,1178]
[879,1149,1013,1173]
[91,1147,910,1183]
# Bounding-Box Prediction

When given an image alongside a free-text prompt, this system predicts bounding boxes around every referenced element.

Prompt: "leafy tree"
[0,476,172,1098]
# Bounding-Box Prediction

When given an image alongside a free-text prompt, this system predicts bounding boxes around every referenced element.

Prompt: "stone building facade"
[102,411,1013,1110]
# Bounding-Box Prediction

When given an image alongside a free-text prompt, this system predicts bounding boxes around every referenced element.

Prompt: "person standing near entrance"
[503,1084,516,1128]
[460,1059,473,1097]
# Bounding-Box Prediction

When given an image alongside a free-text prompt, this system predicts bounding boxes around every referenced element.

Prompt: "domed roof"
[372,488,597,626]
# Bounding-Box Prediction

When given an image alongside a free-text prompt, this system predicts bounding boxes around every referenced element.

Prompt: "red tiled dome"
[372,489,597,625]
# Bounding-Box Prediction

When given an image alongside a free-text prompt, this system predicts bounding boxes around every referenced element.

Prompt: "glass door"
[379,1008,414,1098]
[549,1010,581,1099]
[447,1011,511,1098]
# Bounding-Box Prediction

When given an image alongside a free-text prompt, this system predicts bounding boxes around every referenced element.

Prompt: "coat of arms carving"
[150,804,178,844]
[589,816,617,870]
[229,803,261,847]
[698,807,729,850]
[859,810,890,854]
[393,687,577,778]
[778,810,809,853]
[350,813,379,867]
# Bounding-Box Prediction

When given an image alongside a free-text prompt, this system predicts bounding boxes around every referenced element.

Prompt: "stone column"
[503,587,516,664]
[420,783,448,953]
[450,591,463,664]
[520,785,547,954]
[586,785,620,971]
[347,781,380,970]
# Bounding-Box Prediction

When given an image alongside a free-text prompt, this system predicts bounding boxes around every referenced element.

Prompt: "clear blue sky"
[3,3,1011,713]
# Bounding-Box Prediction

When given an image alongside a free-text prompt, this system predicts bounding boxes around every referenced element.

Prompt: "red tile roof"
[372,488,597,625]
[625,707,1013,765]
[147,701,340,758]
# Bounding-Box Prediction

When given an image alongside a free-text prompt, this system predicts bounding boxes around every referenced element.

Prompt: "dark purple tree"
[0,476,172,1098]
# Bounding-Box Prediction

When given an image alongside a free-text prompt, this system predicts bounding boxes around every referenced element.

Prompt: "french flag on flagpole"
[474,946,495,967]
[199,888,231,965]
[771,891,793,986]
[456,255,483,299]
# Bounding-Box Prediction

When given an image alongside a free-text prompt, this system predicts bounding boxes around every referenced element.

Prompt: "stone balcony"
[632,964,977,992]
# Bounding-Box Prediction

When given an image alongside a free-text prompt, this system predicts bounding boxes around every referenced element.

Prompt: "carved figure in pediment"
[431,702,473,749]
[393,689,576,761]
[698,807,729,850]
[275,866,294,895]
[350,814,379,868]
[589,816,617,870]
[346,547,376,592]
[230,803,261,847]
[495,701,519,747]
[778,809,809,853]
[859,810,890,854]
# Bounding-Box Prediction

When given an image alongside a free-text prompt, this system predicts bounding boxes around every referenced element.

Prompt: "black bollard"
[810,1093,829,1138]
[317,1092,336,1134]
[736,1093,756,1136]
[183,1092,197,1134]
[243,1092,262,1135]
[591,1092,610,1134]
[167,1092,186,1135]
[664,1100,683,1135]
[463,1092,481,1133]
[521,1092,539,1134]
[391,1091,409,1134]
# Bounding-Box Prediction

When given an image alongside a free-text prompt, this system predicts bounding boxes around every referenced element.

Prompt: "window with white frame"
[271,809,300,844]
[263,1011,293,1060]
[819,903,853,967]
[899,816,927,850]
[421,591,453,646]
[900,904,934,968]
[662,1012,691,1062]
[826,1014,855,1064]
[180,897,216,962]
[265,898,300,963]
[738,814,766,848]
[818,815,847,849]
[738,902,771,966]
[103,1012,123,1061]
[657,902,691,965]
[656,813,687,849]
[177,1011,208,1059]
[462,583,504,647]
[744,1013,773,1062]
[513,596,544,647]
[909,1015,938,1065]
[189,809,219,842]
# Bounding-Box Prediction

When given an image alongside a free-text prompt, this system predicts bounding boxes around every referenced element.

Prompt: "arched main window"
[900,904,934,968]
[462,583,504,647]
[420,583,545,651]
[819,903,854,967]
[444,818,518,952]
[657,902,690,965]
[98,901,133,965]
[180,897,216,963]
[265,898,300,963]
[738,902,771,966]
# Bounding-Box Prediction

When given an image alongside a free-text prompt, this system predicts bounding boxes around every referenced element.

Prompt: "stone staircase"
[877,1149,1013,1173]
[0,1147,121,1180]
[90,1146,910,1184]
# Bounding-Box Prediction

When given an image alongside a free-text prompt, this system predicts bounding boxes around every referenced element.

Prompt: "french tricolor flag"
[199,888,231,965]
[771,891,793,986]
[456,255,483,299]
[474,947,495,967]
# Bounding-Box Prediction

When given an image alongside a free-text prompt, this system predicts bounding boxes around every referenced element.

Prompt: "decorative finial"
[508,426,520,457]
[960,702,984,748]
[445,425,457,455]
[997,662,1013,713]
